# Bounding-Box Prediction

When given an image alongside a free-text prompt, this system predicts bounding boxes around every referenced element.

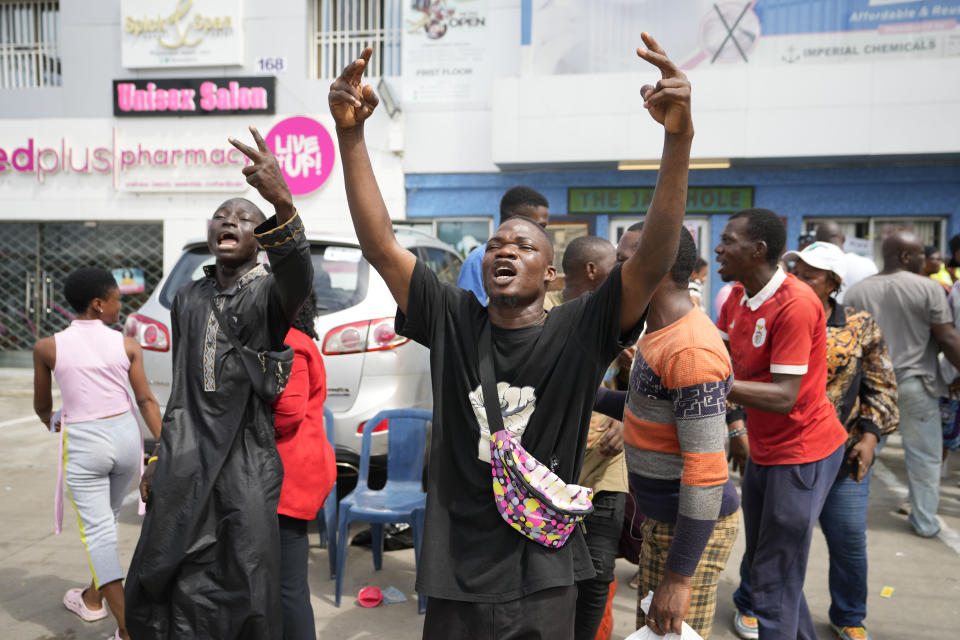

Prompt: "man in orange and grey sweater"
[596,227,739,638]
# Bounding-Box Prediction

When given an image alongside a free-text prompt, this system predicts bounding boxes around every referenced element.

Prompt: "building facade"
[2,0,959,362]
[397,0,960,316]
[0,0,405,358]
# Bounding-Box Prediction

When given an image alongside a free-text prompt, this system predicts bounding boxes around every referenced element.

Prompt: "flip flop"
[62,587,109,622]
[358,586,383,608]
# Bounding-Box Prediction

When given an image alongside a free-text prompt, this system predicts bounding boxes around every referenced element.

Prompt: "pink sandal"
[62,587,109,622]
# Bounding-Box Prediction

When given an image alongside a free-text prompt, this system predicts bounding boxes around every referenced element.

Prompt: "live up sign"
[113,77,276,117]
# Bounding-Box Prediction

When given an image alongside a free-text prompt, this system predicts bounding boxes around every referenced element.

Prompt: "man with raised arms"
[124,129,312,639]
[328,34,693,639]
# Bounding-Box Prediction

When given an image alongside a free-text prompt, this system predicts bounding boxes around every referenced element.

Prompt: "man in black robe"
[124,127,312,639]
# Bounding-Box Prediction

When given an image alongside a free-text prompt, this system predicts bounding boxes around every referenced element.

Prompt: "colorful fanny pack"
[478,321,593,549]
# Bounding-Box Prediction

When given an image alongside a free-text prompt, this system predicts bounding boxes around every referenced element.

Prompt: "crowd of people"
[31,33,958,640]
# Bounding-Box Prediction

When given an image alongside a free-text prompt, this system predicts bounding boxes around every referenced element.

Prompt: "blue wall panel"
[407,163,960,318]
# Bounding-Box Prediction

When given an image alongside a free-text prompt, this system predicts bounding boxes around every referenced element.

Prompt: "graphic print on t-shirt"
[469,382,537,462]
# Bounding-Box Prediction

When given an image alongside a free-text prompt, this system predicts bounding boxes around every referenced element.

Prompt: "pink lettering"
[154,88,168,110]
[120,150,136,171]
[180,89,196,110]
[37,148,59,182]
[227,148,244,165]
[117,83,135,111]
[172,149,183,164]
[216,87,230,110]
[251,87,267,109]
[68,148,90,172]
[92,148,111,173]
[153,150,168,165]
[0,148,7,172]
[138,144,151,166]
[12,139,34,172]
[211,148,225,165]
[134,89,148,111]
[199,81,216,110]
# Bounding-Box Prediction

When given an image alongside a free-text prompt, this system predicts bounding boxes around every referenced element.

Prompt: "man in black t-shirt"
[328,33,694,639]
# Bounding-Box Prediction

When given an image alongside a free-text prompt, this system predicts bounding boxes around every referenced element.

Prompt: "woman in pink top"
[33,268,162,640]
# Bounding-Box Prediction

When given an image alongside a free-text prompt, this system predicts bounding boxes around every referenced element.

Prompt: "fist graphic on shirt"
[469,382,537,462]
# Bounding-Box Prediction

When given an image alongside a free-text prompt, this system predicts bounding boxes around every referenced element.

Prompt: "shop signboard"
[568,186,753,214]
[264,117,336,196]
[113,77,276,117]
[532,0,960,74]
[0,116,336,194]
[121,0,243,68]
[401,0,492,104]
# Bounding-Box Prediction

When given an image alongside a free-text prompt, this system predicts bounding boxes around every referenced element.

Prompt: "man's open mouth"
[217,231,239,248]
[492,262,517,285]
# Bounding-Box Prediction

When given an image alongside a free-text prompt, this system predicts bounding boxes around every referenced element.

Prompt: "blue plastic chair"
[316,406,338,579]
[334,409,429,614]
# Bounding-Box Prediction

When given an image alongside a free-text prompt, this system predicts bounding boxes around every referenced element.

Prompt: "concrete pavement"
[1,366,958,639]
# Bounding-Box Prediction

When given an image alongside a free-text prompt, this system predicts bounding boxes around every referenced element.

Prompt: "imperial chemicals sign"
[121,0,243,68]
[0,116,334,195]
[113,77,276,116]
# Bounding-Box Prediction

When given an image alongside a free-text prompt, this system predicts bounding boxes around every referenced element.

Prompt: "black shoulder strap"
[478,319,505,434]
[211,302,245,355]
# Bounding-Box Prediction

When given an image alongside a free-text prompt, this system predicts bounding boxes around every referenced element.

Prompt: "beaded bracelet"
[728,428,747,439]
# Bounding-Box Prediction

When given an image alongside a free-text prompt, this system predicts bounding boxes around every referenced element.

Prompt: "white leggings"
[64,411,140,588]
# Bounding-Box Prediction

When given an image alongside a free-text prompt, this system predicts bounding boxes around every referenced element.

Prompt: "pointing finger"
[349,47,373,86]
[640,31,666,56]
[637,46,679,76]
[228,136,260,161]
[249,126,268,153]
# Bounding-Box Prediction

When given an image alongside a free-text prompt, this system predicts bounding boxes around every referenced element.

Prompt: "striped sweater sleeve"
[663,347,732,576]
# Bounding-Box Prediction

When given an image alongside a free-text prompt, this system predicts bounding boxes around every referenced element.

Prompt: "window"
[394,218,493,257]
[159,244,370,316]
[0,1,60,89]
[313,0,402,79]
[803,216,946,261]
[419,247,462,285]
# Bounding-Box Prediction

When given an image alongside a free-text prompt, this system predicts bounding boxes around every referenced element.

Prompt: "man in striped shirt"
[623,228,740,638]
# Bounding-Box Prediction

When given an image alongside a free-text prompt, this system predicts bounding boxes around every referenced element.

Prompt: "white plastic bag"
[624,591,704,640]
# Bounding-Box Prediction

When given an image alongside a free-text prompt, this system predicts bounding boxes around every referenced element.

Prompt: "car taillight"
[357,419,389,434]
[124,313,170,352]
[322,317,408,355]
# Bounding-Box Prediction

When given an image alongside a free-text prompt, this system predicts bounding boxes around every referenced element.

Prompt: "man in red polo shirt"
[715,208,847,640]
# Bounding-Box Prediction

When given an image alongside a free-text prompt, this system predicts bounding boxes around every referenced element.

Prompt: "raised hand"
[329,47,380,130]
[228,126,294,217]
[636,32,693,137]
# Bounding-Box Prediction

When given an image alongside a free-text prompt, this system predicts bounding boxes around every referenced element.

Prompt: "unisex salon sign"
[113,77,275,116]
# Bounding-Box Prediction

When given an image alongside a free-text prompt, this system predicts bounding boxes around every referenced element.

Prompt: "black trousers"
[279,514,316,640]
[574,491,626,640]
[423,584,578,640]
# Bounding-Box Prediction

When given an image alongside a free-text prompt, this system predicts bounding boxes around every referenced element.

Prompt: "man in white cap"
[733,240,900,640]
[814,221,878,302]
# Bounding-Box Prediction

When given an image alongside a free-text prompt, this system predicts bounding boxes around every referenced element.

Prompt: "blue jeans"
[736,466,873,628]
[820,467,872,627]
[733,446,844,640]
[897,376,942,536]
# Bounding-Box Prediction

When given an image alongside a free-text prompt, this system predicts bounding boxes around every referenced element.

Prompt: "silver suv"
[125,227,460,488]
